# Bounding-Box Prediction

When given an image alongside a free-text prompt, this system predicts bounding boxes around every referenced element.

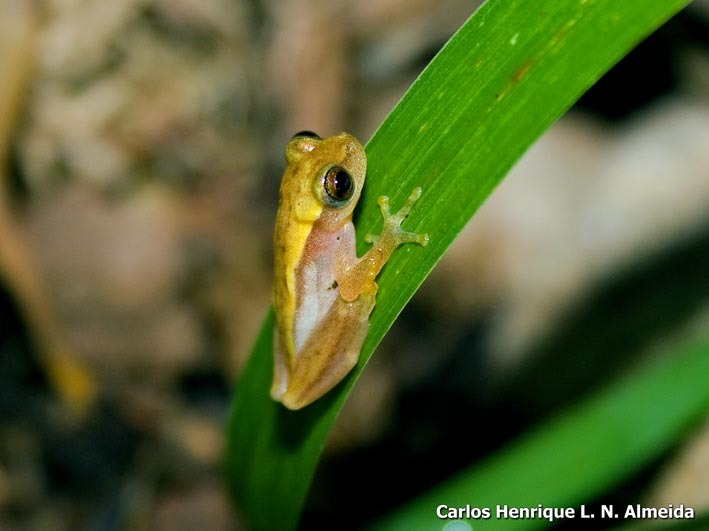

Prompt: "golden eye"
[323,166,354,205]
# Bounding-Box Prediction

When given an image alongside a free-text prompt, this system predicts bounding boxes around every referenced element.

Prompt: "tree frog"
[271,131,429,410]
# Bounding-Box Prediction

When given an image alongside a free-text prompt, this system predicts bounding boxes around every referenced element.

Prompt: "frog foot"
[365,187,429,247]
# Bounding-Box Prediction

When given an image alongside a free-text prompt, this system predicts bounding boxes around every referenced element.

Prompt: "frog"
[271,131,429,410]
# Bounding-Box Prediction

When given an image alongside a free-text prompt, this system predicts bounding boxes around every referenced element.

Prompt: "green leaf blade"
[225,0,692,529]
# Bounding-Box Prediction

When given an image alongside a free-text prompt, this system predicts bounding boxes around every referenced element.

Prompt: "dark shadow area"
[575,10,709,121]
[0,281,140,504]
[501,223,709,418]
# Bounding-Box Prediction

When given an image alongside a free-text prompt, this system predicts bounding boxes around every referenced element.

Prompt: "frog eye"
[292,131,320,140]
[322,165,354,205]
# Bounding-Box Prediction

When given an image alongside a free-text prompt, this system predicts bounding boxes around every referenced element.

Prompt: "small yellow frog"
[271,131,429,410]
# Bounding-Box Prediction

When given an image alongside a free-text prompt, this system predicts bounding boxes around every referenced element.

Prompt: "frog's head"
[284,131,366,229]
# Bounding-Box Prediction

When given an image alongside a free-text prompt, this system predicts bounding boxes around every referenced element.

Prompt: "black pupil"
[325,167,353,202]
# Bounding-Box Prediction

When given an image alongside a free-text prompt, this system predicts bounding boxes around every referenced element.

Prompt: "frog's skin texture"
[271,131,428,410]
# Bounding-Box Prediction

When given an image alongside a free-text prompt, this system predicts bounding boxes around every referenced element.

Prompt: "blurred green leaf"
[611,510,709,531]
[369,335,709,531]
[225,0,691,529]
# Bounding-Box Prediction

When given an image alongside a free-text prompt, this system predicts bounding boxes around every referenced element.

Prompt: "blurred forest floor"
[0,1,708,530]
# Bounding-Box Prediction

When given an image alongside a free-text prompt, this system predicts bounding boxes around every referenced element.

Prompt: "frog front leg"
[337,187,429,302]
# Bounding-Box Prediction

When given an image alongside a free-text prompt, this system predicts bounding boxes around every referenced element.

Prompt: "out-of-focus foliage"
[370,334,709,530]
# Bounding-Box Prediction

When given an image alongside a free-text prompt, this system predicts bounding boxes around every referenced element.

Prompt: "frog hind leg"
[279,292,375,410]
